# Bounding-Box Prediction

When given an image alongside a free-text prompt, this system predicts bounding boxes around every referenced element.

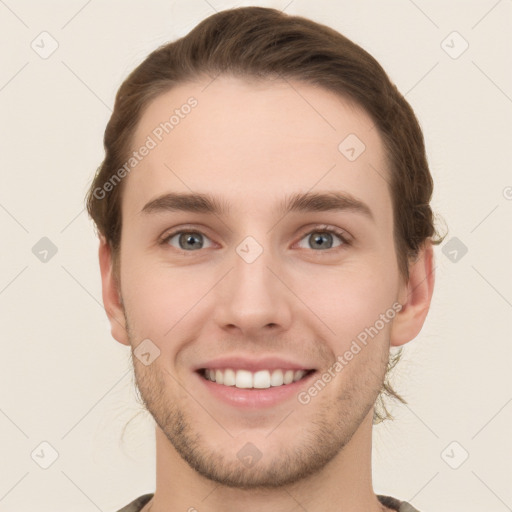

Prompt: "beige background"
[1,0,511,511]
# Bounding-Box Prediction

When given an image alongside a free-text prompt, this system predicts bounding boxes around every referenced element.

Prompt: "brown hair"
[86,6,444,422]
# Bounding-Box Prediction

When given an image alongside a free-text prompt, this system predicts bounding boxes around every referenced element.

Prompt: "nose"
[213,242,293,337]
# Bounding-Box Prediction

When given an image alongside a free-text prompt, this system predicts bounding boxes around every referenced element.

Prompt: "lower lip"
[195,370,317,408]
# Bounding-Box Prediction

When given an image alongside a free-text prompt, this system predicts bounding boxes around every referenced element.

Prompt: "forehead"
[123,75,390,221]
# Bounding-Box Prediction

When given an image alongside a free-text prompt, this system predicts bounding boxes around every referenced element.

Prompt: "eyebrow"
[140,191,374,221]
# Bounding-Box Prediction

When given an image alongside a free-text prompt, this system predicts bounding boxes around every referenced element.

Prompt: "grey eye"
[166,231,213,251]
[297,231,344,250]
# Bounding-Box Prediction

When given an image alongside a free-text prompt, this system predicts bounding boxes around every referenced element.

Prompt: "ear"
[390,241,435,347]
[98,236,129,346]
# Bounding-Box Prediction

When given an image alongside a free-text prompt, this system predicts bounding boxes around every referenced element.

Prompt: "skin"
[99,75,434,512]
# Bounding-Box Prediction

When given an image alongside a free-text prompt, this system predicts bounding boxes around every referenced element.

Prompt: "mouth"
[197,367,317,389]
[192,356,319,408]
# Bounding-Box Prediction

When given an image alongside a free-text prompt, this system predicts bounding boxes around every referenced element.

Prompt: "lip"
[193,355,315,372]
[194,368,318,409]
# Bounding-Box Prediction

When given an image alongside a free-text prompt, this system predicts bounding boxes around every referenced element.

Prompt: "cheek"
[119,258,213,340]
[294,257,400,346]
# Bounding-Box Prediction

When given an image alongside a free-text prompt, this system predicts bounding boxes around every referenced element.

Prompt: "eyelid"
[158,224,216,248]
[294,224,352,245]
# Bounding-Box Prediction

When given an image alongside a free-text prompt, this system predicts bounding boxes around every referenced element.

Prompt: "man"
[87,7,441,511]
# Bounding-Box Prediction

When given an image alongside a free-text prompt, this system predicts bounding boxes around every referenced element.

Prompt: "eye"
[161,230,214,251]
[296,226,350,251]
[159,225,351,254]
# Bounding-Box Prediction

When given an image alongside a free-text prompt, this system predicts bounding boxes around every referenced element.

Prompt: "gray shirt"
[117,493,421,511]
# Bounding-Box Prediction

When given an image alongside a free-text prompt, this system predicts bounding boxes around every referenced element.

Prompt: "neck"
[148,409,387,512]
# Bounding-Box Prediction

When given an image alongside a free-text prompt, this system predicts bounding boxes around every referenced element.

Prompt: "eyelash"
[158,224,352,254]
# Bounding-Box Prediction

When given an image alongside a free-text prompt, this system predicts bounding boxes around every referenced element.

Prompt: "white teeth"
[235,370,253,389]
[223,368,236,386]
[270,369,284,386]
[253,370,271,389]
[294,370,306,381]
[202,368,310,389]
[283,370,294,385]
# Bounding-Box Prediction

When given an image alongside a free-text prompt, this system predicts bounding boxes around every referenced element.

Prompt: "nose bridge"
[214,234,292,333]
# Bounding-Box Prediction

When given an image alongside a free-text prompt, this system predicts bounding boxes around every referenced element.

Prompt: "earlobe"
[390,241,435,347]
[98,237,129,346]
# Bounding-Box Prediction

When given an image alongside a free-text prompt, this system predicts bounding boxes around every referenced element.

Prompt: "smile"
[199,368,315,389]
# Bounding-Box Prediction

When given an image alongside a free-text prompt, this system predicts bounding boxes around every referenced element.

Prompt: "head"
[87,7,442,489]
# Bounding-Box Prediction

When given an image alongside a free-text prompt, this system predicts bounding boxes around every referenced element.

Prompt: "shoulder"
[118,493,420,512]
[377,494,422,512]
[116,493,154,512]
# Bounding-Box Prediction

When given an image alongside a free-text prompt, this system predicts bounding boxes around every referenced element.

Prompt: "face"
[111,75,409,488]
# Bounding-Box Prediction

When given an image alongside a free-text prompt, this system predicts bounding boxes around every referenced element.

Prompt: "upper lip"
[194,356,316,372]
